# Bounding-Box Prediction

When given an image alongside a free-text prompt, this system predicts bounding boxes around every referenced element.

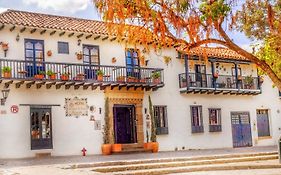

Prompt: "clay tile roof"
[188,47,248,61]
[0,9,110,35]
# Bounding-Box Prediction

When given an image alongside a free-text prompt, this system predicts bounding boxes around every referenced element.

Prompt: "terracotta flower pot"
[101,144,112,155]
[97,75,103,81]
[49,74,56,80]
[153,78,160,84]
[111,144,122,153]
[117,76,125,82]
[3,72,11,78]
[151,142,159,153]
[34,74,44,79]
[61,75,69,81]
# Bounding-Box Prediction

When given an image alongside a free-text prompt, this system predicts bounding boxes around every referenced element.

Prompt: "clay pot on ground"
[101,144,112,155]
[111,144,122,153]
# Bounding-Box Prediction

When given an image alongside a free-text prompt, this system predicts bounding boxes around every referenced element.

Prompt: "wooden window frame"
[208,108,222,132]
[57,41,69,54]
[153,105,168,135]
[82,44,100,65]
[190,105,204,133]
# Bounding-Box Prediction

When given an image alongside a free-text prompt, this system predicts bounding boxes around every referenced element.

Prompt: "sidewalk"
[0,146,277,169]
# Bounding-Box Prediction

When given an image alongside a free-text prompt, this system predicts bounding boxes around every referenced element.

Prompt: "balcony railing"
[0,59,164,89]
[179,72,261,94]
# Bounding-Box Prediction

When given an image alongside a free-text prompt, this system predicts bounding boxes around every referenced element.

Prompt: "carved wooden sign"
[64,97,88,117]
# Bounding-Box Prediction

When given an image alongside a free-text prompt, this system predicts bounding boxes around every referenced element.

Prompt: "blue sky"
[0,0,252,51]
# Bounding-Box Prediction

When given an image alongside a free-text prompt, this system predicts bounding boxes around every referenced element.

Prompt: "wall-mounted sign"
[10,105,19,113]
[64,97,88,117]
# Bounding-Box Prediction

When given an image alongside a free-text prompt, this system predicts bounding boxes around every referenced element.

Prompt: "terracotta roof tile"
[0,9,110,35]
[187,47,248,61]
[0,9,248,61]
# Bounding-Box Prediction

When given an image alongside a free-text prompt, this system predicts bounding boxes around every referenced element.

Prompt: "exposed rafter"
[20,27,26,33]
[40,29,46,35]
[86,34,92,39]
[102,36,109,41]
[30,28,36,34]
[9,26,15,32]
[50,31,56,36]
[94,35,101,40]
[59,31,65,36]
[110,37,117,42]
[68,32,74,37]
[77,33,83,38]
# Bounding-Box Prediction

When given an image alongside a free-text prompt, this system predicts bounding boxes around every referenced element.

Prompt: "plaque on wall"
[64,97,89,117]
[94,120,101,130]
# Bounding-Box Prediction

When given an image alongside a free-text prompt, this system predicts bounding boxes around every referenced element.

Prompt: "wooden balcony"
[179,73,261,95]
[0,59,164,91]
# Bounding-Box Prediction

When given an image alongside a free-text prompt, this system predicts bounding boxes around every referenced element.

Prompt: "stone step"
[92,154,278,173]
[112,164,281,175]
[70,151,277,169]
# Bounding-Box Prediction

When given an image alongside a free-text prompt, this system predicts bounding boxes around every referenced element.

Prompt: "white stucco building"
[0,9,280,158]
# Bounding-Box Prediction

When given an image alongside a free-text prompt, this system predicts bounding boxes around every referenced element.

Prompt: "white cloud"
[0,7,8,13]
[23,0,90,14]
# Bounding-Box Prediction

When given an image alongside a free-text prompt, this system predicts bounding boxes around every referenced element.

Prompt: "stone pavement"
[0,146,277,169]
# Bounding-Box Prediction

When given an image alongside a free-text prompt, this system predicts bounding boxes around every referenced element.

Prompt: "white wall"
[0,24,280,158]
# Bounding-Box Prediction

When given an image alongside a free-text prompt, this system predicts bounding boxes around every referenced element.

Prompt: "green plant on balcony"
[151,71,161,84]
[46,70,56,80]
[244,75,254,89]
[96,70,104,81]
[34,71,45,79]
[60,72,70,81]
[2,66,11,78]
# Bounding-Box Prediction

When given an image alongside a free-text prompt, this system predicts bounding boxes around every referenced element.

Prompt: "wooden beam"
[126,84,134,91]
[36,81,46,89]
[0,24,4,31]
[110,37,117,42]
[92,83,100,90]
[30,29,36,34]
[26,81,35,88]
[77,34,83,38]
[86,34,92,39]
[20,27,26,33]
[74,83,84,90]
[59,31,65,36]
[83,83,93,90]
[50,31,56,36]
[68,33,74,37]
[15,81,24,88]
[4,80,13,88]
[56,82,66,89]
[46,82,56,89]
[65,82,75,89]
[40,29,47,35]
[110,84,119,90]
[118,84,126,90]
[9,26,15,32]
[94,35,101,40]
[102,36,109,41]
[100,83,110,90]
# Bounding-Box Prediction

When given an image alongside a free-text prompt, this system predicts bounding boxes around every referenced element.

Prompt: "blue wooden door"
[231,112,252,148]
[24,39,45,77]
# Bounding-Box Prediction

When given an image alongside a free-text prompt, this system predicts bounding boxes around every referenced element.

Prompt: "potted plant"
[96,70,104,81]
[60,72,70,81]
[237,75,243,81]
[2,66,11,78]
[117,76,125,82]
[0,42,9,57]
[152,71,161,84]
[213,72,219,79]
[46,70,56,80]
[146,96,159,153]
[127,76,136,83]
[34,71,45,79]
[244,75,254,89]
[76,51,83,60]
[102,98,112,155]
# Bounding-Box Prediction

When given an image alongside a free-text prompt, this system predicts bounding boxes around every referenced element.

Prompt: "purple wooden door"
[113,105,137,144]
[231,112,252,148]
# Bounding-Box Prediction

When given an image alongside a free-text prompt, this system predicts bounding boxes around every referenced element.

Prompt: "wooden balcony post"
[211,61,216,88]
[234,62,239,89]
[184,54,189,90]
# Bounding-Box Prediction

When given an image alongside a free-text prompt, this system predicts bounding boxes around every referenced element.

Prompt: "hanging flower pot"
[47,50,52,57]
[1,42,9,57]
[213,72,219,79]
[76,52,83,60]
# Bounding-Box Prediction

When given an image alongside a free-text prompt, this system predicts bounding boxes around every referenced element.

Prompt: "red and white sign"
[10,105,19,113]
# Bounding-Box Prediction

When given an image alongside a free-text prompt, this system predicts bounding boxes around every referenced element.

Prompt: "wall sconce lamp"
[77,39,81,46]
[16,34,20,42]
[1,89,10,105]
